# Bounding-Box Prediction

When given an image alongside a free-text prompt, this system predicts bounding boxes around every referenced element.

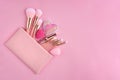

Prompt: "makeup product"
[46,33,57,39]
[54,39,66,46]
[40,38,66,52]
[37,23,58,43]
[45,24,58,36]
[35,9,43,20]
[50,47,61,56]
[33,19,43,38]
[42,20,51,30]
[35,29,45,40]
[25,8,35,33]
[5,8,66,74]
[49,38,66,46]
[31,9,42,36]
[38,33,57,44]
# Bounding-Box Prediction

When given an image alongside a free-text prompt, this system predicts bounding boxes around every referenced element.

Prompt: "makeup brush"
[55,39,66,46]
[35,9,43,21]
[38,33,57,44]
[31,9,42,36]
[33,19,43,38]
[25,8,35,33]
[50,38,66,46]
[42,20,51,30]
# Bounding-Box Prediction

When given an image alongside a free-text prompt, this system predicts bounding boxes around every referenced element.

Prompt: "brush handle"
[30,17,38,37]
[26,18,32,34]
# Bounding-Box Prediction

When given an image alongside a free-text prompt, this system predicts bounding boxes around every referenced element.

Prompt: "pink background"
[1,0,120,80]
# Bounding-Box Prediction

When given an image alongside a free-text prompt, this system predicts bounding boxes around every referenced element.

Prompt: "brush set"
[25,8,66,56]
[5,8,66,73]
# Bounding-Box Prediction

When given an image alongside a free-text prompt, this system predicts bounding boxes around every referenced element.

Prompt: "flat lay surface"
[1,0,120,80]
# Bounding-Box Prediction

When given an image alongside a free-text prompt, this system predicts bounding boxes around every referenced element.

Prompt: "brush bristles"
[42,20,51,29]
[37,19,43,29]
[36,9,43,18]
[26,8,35,18]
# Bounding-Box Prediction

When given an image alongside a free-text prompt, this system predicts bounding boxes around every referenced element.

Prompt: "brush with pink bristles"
[31,9,43,36]
[32,19,43,38]
[25,8,35,33]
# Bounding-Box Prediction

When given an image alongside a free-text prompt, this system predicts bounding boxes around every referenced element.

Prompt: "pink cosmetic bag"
[5,28,53,74]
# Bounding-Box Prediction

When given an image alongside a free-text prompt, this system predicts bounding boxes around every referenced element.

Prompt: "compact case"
[5,28,53,74]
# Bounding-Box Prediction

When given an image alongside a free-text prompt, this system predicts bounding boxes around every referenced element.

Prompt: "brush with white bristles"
[32,19,43,38]
[31,9,43,36]
[25,8,35,33]
[35,9,43,21]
